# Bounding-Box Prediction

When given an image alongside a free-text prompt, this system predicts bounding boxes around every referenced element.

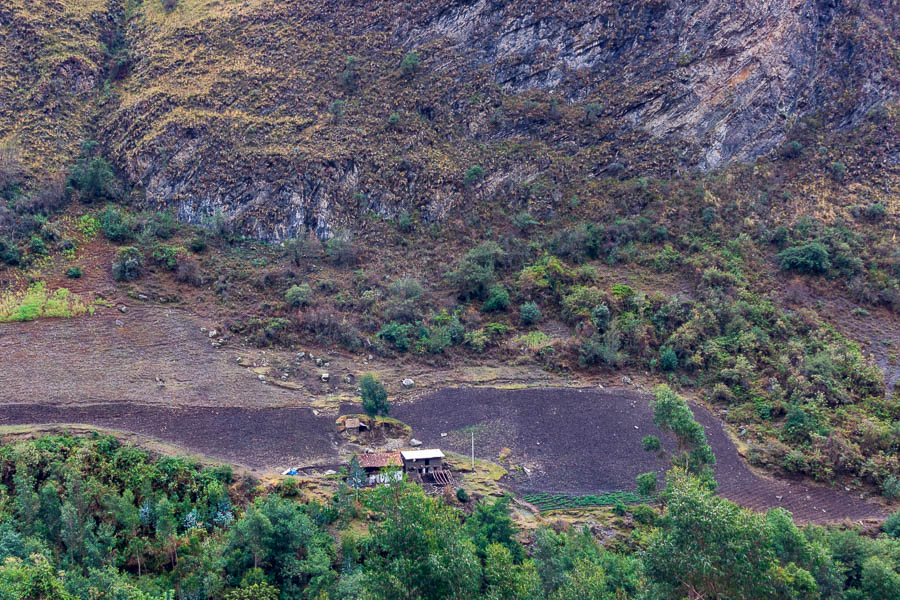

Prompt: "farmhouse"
[358,452,403,485]
[401,449,453,486]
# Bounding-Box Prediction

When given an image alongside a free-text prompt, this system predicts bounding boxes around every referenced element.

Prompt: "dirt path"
[0,388,886,523]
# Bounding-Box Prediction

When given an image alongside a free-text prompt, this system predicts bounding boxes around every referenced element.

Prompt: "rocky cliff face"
[400,0,896,168]
[5,0,897,241]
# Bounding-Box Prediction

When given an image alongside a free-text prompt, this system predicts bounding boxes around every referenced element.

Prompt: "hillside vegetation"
[0,433,899,600]
[0,0,898,505]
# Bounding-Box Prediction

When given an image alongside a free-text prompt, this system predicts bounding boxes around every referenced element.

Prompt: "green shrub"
[396,211,413,233]
[659,347,678,371]
[631,503,657,525]
[590,303,610,330]
[360,373,389,417]
[400,51,420,76]
[520,301,542,325]
[579,326,623,367]
[613,499,627,516]
[388,112,400,128]
[777,242,830,274]
[883,509,900,538]
[66,266,82,279]
[150,212,177,239]
[28,235,47,257]
[329,99,345,122]
[783,140,803,158]
[562,286,602,321]
[641,435,661,453]
[636,472,658,496]
[464,165,485,187]
[456,488,469,503]
[447,242,503,300]
[830,161,847,182]
[512,212,538,230]
[151,245,180,270]
[69,156,116,203]
[881,475,900,500]
[189,237,207,253]
[782,406,821,443]
[481,284,510,312]
[0,237,21,265]
[112,246,143,281]
[377,321,415,352]
[285,283,312,307]
[99,205,134,242]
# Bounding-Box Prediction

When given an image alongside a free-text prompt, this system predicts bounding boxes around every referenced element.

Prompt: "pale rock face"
[105,0,895,241]
[401,0,893,169]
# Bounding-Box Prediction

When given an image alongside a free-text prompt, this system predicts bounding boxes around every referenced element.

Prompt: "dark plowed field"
[0,388,886,523]
[0,404,341,472]
[392,388,887,523]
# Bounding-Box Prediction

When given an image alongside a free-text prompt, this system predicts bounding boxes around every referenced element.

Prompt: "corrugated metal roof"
[401,449,444,460]
[358,452,402,469]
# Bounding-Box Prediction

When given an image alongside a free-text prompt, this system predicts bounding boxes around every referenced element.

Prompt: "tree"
[360,374,389,417]
[363,481,481,600]
[347,455,366,499]
[465,496,522,562]
[650,385,716,488]
[645,470,786,600]
[483,544,542,600]
[154,497,179,568]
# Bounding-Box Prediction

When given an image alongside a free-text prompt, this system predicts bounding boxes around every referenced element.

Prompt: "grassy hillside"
[0,0,898,500]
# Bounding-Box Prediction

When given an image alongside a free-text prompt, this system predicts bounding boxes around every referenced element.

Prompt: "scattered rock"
[208,329,217,338]
[312,409,319,416]
[117,305,127,313]
[258,375,266,382]
[200,327,207,333]
[137,294,149,301]
[324,469,336,475]
[440,432,447,438]
[343,375,353,384]
[621,375,632,385]
[297,352,305,359]
[316,358,324,367]
[410,438,422,447]
[321,373,329,382]
[367,354,373,361]
[776,495,783,500]
[114,319,124,327]
[597,383,604,389]
[402,378,415,389]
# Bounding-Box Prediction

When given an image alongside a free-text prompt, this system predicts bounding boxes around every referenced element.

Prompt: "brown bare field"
[0,308,889,523]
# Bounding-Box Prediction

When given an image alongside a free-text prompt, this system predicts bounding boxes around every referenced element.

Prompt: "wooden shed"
[400,449,444,476]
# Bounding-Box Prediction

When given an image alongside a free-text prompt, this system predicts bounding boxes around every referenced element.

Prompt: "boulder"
[409,438,422,447]
[321,373,329,382]
[401,378,415,389]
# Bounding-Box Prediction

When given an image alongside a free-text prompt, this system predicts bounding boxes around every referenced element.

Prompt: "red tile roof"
[357,452,402,469]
